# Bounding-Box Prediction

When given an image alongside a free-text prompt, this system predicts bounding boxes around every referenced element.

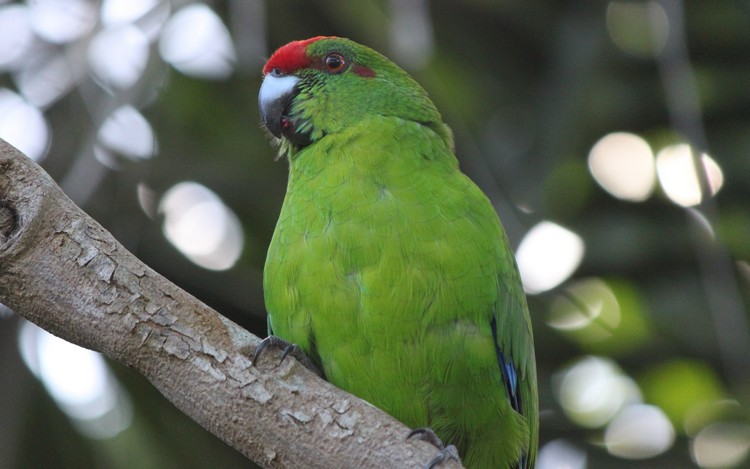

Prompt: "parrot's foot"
[251,336,323,377]
[407,428,461,468]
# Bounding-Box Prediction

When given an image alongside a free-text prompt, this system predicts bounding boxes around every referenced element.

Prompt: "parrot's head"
[259,36,450,156]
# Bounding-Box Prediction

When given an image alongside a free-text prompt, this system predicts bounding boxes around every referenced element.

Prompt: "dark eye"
[324,53,346,73]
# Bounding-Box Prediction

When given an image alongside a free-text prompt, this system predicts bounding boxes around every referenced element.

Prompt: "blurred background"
[0,0,749,467]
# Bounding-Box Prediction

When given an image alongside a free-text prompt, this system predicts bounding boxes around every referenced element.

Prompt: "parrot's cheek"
[280,114,312,147]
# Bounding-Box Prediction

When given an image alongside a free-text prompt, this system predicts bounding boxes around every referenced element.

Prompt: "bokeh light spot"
[158,4,235,79]
[656,143,723,207]
[550,278,652,355]
[548,278,620,333]
[588,132,655,202]
[102,0,170,40]
[0,4,34,71]
[28,0,97,44]
[137,182,158,219]
[159,181,244,271]
[0,88,49,161]
[605,404,675,459]
[555,356,641,428]
[16,50,75,108]
[97,105,156,161]
[101,0,158,26]
[537,439,587,469]
[516,221,585,294]
[88,24,150,90]
[388,0,434,69]
[606,1,669,58]
[18,321,132,439]
[691,421,750,468]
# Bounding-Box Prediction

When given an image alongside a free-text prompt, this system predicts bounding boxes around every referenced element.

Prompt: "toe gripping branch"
[251,335,323,377]
[407,428,461,468]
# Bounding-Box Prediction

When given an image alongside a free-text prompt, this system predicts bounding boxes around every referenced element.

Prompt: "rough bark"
[0,139,462,468]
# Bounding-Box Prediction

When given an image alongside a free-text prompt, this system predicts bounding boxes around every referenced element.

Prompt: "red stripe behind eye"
[352,64,375,78]
[263,36,334,76]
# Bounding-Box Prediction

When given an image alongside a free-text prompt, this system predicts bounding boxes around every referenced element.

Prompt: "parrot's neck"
[286,115,456,189]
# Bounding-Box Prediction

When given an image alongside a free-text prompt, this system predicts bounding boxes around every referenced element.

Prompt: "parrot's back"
[264,115,538,468]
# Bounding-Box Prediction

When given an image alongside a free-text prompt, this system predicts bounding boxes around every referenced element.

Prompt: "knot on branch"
[0,203,16,244]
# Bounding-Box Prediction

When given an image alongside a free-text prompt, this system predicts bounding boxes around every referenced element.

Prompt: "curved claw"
[408,427,443,447]
[251,336,323,377]
[407,428,461,468]
[425,446,460,469]
[251,335,283,366]
[279,342,303,362]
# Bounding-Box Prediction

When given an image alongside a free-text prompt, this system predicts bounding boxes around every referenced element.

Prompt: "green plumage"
[261,37,538,468]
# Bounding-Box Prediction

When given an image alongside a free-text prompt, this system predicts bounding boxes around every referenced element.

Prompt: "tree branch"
[0,139,462,468]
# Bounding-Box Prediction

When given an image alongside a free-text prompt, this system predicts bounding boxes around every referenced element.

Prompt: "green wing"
[494,261,539,468]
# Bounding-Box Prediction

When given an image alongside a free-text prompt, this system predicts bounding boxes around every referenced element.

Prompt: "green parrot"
[257,36,538,468]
